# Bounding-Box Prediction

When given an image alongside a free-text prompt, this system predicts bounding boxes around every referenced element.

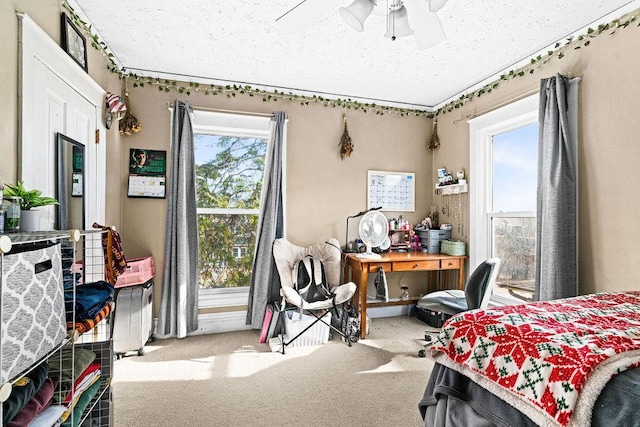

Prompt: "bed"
[419,291,640,427]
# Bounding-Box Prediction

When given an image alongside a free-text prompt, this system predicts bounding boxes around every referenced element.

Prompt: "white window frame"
[192,110,273,309]
[468,94,538,303]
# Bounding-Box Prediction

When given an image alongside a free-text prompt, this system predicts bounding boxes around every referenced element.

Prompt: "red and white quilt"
[430,291,640,427]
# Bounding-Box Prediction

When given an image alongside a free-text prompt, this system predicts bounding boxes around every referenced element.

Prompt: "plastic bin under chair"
[283,311,331,347]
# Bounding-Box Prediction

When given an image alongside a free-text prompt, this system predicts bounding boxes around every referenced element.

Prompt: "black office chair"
[417,258,501,357]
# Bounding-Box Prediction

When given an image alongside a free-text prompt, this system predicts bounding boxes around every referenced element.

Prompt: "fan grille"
[359,211,389,248]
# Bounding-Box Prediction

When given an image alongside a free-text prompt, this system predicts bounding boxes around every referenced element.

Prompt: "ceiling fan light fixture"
[384,2,414,39]
[428,0,448,13]
[339,0,376,32]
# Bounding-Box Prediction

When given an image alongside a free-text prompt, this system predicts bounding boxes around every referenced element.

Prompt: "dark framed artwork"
[60,13,88,72]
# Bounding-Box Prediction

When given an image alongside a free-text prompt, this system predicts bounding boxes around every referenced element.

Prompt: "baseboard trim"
[153,311,253,337]
[367,304,412,319]
[153,305,413,337]
[191,311,253,335]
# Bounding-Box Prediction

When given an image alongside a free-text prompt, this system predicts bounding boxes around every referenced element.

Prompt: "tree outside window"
[195,134,267,289]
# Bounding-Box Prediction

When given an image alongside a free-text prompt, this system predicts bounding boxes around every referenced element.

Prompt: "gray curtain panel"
[156,100,199,338]
[535,74,580,301]
[246,111,286,328]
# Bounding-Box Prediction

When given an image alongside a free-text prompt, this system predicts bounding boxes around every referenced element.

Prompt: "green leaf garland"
[62,1,638,118]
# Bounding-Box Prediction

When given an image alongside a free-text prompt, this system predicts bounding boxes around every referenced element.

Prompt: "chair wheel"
[418,349,426,358]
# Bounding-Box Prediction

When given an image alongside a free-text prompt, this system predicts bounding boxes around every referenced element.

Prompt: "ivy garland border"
[62,1,638,118]
[436,11,639,116]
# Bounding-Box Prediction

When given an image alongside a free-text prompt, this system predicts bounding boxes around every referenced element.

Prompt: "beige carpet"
[112,316,435,427]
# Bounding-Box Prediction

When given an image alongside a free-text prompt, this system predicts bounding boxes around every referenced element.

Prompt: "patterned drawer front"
[1,242,66,383]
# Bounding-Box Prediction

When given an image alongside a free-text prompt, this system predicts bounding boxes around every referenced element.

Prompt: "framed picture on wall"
[60,13,88,72]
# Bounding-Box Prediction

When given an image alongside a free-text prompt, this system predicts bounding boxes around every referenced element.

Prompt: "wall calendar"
[367,170,415,212]
[127,148,167,198]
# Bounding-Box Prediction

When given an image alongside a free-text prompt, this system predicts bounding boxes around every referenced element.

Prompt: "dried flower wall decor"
[428,119,440,150]
[339,114,354,160]
[119,89,142,135]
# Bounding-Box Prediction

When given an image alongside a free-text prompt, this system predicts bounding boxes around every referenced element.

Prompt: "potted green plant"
[3,182,58,232]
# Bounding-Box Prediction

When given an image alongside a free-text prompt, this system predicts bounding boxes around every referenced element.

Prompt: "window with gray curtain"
[535,74,580,301]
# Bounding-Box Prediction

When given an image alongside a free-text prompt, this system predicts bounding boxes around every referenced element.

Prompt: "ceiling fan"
[276,0,447,50]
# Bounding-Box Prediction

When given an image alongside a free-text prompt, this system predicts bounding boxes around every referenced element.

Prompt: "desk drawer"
[367,262,392,272]
[393,260,440,271]
[440,259,461,270]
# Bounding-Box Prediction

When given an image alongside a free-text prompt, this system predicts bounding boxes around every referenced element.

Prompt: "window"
[469,95,539,303]
[192,111,273,308]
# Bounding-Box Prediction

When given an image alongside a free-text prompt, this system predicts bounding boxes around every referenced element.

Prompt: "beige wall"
[3,2,639,315]
[1,0,432,316]
[121,86,433,310]
[434,15,640,295]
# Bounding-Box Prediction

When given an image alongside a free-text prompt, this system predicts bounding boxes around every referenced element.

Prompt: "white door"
[22,59,96,231]
[19,13,106,230]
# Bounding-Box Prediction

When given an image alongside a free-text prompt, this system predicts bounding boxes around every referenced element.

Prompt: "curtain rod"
[452,87,540,124]
[452,73,580,124]
[166,102,278,118]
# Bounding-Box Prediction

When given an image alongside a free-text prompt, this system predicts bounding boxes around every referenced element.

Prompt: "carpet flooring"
[112,316,435,427]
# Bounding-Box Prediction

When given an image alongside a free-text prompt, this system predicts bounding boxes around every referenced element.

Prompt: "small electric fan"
[356,211,389,259]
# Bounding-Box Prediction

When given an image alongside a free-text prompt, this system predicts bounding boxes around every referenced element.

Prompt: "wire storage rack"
[0,229,114,426]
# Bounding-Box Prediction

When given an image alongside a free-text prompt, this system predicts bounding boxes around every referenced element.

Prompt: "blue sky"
[492,123,538,212]
[194,134,222,166]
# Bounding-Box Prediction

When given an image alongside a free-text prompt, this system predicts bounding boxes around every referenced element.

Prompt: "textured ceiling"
[70,0,637,110]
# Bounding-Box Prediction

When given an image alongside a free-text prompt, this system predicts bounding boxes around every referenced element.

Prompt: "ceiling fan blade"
[404,0,445,50]
[276,0,333,33]
[428,0,447,13]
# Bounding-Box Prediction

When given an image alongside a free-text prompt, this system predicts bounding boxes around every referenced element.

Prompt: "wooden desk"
[343,252,467,339]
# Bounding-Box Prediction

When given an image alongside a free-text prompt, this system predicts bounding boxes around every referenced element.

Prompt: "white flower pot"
[20,209,41,232]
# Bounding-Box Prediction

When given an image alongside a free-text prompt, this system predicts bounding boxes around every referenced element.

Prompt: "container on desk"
[418,229,451,253]
[423,244,441,254]
[440,240,466,256]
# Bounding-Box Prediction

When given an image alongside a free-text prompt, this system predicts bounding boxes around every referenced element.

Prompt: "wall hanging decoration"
[119,89,142,135]
[60,12,88,72]
[339,113,354,160]
[428,118,440,150]
[104,92,127,130]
